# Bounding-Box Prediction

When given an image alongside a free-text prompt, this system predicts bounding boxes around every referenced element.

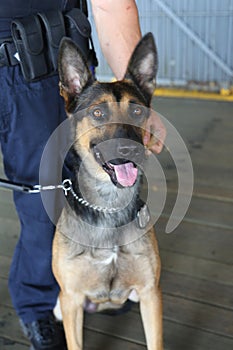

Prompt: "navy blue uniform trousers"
[0,65,67,323]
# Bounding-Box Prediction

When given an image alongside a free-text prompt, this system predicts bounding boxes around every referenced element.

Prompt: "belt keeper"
[38,11,66,72]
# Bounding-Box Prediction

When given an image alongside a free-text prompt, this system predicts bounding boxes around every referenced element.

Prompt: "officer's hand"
[143,109,166,154]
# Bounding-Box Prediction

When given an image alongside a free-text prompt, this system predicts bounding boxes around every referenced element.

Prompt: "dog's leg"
[139,287,163,350]
[60,292,85,350]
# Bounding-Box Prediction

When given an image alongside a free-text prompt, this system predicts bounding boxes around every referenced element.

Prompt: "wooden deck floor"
[0,97,233,349]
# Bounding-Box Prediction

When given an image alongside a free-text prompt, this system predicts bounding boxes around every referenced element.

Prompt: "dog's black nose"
[117,144,140,158]
[92,139,145,167]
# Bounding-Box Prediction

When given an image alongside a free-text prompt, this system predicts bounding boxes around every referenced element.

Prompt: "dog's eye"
[93,108,104,118]
[133,107,143,116]
[132,106,147,119]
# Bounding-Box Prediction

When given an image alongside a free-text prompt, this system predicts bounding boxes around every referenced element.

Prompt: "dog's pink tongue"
[112,162,138,187]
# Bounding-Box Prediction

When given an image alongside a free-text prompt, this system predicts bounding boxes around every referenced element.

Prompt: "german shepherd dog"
[52,33,163,350]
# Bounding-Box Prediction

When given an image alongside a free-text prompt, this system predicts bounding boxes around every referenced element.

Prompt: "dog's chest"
[87,246,119,269]
[81,246,140,304]
[98,247,119,266]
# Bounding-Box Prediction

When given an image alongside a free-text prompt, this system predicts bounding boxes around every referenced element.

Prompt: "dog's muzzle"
[92,139,145,188]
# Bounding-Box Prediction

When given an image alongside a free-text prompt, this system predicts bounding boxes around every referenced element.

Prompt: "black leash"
[0,178,36,193]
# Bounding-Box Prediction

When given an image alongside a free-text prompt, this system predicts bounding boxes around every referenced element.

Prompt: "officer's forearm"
[90,0,141,80]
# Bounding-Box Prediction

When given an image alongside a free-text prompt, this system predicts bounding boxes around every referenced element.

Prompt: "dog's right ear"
[58,37,94,104]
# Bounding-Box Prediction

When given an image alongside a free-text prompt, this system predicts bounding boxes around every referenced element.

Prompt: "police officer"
[0,1,165,349]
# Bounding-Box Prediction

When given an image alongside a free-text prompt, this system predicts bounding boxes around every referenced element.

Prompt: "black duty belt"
[0,8,98,81]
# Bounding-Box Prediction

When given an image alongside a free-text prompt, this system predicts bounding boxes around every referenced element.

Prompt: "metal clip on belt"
[0,39,19,67]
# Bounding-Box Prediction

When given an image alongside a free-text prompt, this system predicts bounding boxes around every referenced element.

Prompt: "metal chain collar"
[62,179,120,214]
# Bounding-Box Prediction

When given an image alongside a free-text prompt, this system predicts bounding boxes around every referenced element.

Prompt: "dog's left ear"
[58,37,94,100]
[125,33,158,103]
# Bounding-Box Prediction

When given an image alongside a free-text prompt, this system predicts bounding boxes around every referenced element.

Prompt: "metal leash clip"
[61,179,73,196]
[29,184,64,194]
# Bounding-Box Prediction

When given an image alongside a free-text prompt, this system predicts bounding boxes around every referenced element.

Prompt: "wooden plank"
[187,197,233,231]
[0,190,14,204]
[191,164,233,194]
[163,319,233,350]
[0,337,28,350]
[191,115,233,171]
[0,306,28,346]
[192,186,233,203]
[169,183,233,202]
[0,256,11,279]
[161,270,233,311]
[0,201,17,221]
[156,218,233,264]
[150,191,233,229]
[163,294,233,338]
[85,328,147,350]
[0,219,19,257]
[160,250,233,286]
[0,169,5,180]
[162,214,233,231]
[84,311,146,346]
[0,278,12,308]
[166,184,233,206]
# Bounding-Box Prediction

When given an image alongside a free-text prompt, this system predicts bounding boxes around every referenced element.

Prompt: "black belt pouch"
[11,15,47,81]
[38,11,66,73]
[64,8,91,60]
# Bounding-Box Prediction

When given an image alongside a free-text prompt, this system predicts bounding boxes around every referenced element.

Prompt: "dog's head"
[58,33,158,188]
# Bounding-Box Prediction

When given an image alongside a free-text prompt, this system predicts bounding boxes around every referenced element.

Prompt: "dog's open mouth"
[93,145,138,187]
[102,161,138,187]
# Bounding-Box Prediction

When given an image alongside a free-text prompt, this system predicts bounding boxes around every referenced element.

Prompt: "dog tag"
[137,204,150,229]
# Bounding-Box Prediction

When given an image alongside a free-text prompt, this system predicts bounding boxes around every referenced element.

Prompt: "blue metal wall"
[89,0,233,89]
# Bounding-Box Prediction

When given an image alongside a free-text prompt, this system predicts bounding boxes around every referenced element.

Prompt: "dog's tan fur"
[52,33,163,350]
